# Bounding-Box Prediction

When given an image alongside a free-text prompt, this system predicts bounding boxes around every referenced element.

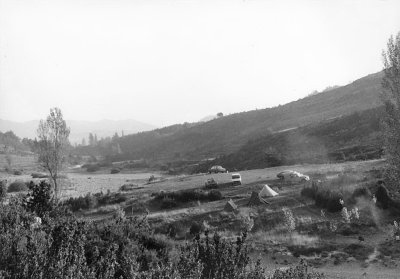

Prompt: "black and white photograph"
[1,0,400,278]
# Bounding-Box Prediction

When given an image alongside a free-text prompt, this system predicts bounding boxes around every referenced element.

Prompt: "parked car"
[277,170,310,182]
[231,173,242,185]
[208,165,227,174]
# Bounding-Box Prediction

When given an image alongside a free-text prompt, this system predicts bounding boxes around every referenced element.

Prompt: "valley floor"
[2,158,400,278]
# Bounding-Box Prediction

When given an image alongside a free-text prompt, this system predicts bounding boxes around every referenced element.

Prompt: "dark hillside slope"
[193,107,384,172]
[117,71,383,161]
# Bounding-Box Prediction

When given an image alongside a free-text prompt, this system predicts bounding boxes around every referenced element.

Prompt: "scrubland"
[1,157,400,278]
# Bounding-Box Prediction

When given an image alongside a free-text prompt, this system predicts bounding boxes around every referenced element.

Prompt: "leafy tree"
[37,108,70,198]
[382,32,400,188]
[24,181,55,218]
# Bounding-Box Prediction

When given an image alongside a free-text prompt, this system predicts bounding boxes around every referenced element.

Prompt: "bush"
[288,244,336,258]
[154,189,223,205]
[301,181,343,213]
[24,180,55,217]
[160,198,179,209]
[13,170,22,175]
[110,168,121,174]
[63,193,98,211]
[83,164,100,172]
[97,192,127,205]
[148,175,156,182]
[271,259,324,279]
[376,183,391,209]
[208,189,223,201]
[343,243,374,261]
[120,184,137,191]
[0,180,7,200]
[189,222,204,236]
[7,180,28,193]
[31,172,49,178]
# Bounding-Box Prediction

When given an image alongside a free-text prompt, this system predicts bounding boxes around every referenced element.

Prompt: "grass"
[288,243,336,257]
[378,239,400,259]
[343,243,374,261]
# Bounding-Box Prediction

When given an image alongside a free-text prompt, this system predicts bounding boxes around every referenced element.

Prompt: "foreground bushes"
[0,181,325,279]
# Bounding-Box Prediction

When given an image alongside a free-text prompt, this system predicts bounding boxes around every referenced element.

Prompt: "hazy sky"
[1,0,399,127]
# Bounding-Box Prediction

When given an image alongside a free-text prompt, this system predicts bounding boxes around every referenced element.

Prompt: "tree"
[88,133,94,146]
[382,32,400,188]
[37,108,70,198]
[217,112,223,117]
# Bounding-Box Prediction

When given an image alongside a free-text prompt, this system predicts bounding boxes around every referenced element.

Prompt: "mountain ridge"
[115,71,384,162]
[0,119,157,144]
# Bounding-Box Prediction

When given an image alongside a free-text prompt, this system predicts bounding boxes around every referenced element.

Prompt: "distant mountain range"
[0,119,157,144]
[114,71,384,163]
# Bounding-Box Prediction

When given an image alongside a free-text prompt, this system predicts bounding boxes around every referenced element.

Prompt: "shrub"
[208,189,223,201]
[110,168,120,174]
[31,172,49,178]
[288,245,335,257]
[376,183,391,209]
[154,189,223,205]
[120,184,137,191]
[343,243,374,261]
[165,223,184,238]
[24,180,55,217]
[148,175,156,182]
[160,197,179,209]
[7,180,28,193]
[271,259,325,278]
[13,170,22,175]
[301,182,343,213]
[85,164,100,172]
[0,180,7,200]
[63,193,98,211]
[97,192,127,205]
[189,222,203,236]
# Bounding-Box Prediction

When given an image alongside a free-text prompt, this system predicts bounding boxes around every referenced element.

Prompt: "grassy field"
[0,153,38,171]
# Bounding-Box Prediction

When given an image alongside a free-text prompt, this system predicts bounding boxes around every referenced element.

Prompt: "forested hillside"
[116,71,383,162]
[193,107,384,172]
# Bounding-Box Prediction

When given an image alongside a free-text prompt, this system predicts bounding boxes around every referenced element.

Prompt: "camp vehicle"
[208,165,227,173]
[231,173,242,185]
[277,170,309,182]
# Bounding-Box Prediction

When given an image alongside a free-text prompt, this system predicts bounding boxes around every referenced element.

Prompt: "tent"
[259,184,278,197]
[224,199,238,212]
[247,191,269,206]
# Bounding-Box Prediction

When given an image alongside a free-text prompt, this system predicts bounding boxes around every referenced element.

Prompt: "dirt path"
[317,263,399,279]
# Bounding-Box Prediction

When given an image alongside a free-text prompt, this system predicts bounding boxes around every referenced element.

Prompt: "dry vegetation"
[2,157,400,278]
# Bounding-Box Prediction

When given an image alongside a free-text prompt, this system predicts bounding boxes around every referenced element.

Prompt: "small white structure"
[259,184,278,197]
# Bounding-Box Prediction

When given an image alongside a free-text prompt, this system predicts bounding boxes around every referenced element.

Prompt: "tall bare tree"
[382,32,400,188]
[37,108,70,198]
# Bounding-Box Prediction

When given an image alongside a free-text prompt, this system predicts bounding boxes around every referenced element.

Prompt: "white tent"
[259,184,278,197]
